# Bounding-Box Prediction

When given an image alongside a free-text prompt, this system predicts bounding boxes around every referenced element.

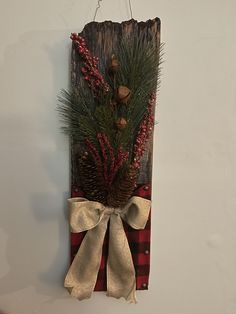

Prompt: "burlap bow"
[64,196,151,303]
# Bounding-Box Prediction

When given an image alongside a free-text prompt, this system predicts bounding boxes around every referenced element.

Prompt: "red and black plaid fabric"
[70,184,151,291]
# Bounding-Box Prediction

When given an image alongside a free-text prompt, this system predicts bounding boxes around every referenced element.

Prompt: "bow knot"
[64,196,151,303]
[104,206,122,216]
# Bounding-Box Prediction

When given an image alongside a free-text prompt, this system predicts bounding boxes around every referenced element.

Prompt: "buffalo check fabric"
[70,183,151,291]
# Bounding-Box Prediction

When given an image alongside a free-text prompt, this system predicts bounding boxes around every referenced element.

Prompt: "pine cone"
[79,154,108,204]
[107,166,138,208]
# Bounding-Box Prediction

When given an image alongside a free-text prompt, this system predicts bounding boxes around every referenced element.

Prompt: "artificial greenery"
[58,33,163,207]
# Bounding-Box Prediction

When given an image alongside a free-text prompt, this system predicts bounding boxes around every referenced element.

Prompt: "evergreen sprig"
[57,33,163,206]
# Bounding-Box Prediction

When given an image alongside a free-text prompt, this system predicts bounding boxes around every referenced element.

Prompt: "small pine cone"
[78,154,107,205]
[107,166,138,208]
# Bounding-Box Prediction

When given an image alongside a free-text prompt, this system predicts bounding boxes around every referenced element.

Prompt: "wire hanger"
[93,0,133,21]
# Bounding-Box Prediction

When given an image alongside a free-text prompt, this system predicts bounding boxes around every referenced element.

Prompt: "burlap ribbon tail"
[64,196,151,303]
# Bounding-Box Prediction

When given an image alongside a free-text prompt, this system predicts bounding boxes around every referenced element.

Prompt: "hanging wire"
[93,0,102,21]
[128,0,133,19]
[93,0,133,21]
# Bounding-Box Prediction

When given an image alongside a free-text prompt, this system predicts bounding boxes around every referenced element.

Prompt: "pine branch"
[57,34,163,207]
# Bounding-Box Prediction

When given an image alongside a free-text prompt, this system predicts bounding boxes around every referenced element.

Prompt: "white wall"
[0,0,236,313]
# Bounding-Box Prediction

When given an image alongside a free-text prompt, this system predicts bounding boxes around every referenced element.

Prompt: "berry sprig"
[109,146,129,185]
[96,133,129,187]
[97,133,109,183]
[70,33,109,94]
[97,133,115,184]
[86,133,129,188]
[131,93,156,170]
